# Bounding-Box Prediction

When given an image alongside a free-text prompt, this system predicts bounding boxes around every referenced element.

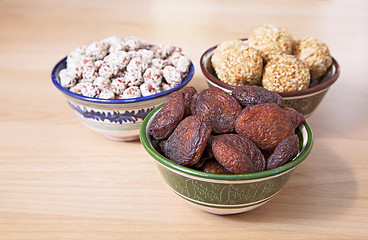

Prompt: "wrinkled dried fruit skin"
[235,103,294,152]
[261,150,272,160]
[151,138,164,155]
[267,134,299,170]
[191,142,214,170]
[232,85,284,108]
[191,87,242,134]
[202,159,233,174]
[179,86,197,117]
[212,134,265,174]
[162,115,212,166]
[283,106,306,129]
[148,91,184,140]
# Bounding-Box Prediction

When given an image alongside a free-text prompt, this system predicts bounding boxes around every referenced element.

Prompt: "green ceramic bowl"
[140,104,313,215]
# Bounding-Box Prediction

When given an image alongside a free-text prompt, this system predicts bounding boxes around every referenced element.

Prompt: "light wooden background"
[0,0,367,239]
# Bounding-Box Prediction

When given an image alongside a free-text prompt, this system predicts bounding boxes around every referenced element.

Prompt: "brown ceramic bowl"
[200,41,340,117]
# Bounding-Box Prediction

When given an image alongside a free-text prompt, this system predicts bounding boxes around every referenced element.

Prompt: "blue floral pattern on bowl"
[69,102,154,124]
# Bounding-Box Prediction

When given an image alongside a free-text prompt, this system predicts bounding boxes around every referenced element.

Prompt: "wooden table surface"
[1,0,367,239]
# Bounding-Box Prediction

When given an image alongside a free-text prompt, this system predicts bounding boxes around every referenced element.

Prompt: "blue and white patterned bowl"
[52,57,194,141]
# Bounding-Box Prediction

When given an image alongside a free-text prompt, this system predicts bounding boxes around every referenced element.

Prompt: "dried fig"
[148,91,184,140]
[267,134,299,170]
[202,159,232,174]
[212,134,266,174]
[162,115,212,166]
[179,86,197,117]
[232,85,284,108]
[283,106,306,129]
[191,87,242,134]
[235,103,294,152]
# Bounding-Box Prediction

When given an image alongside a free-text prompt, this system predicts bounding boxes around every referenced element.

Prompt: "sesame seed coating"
[248,24,293,62]
[212,40,263,86]
[211,39,244,69]
[293,37,332,79]
[262,55,310,92]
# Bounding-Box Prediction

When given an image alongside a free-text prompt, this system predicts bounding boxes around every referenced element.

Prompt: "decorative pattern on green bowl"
[157,163,293,206]
[140,104,313,214]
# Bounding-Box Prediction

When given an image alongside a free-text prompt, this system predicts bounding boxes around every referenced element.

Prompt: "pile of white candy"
[58,36,191,99]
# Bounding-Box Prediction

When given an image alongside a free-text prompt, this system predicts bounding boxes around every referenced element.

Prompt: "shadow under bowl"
[140,104,313,215]
[200,43,340,118]
[52,57,194,141]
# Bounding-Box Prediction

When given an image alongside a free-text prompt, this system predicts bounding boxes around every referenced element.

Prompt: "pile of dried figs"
[148,86,305,174]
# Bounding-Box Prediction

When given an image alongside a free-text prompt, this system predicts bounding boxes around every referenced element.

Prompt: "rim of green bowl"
[140,104,313,181]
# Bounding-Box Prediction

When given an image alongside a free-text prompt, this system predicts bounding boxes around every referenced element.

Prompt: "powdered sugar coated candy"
[108,41,126,53]
[169,52,190,76]
[119,86,142,99]
[100,36,123,46]
[60,36,191,99]
[153,44,174,58]
[143,68,162,85]
[123,36,146,51]
[176,63,189,76]
[137,49,154,62]
[126,57,148,73]
[124,70,144,86]
[161,83,172,91]
[169,51,183,66]
[110,77,127,95]
[94,60,104,70]
[81,61,98,83]
[93,77,111,91]
[67,46,86,64]
[151,58,169,69]
[59,69,77,89]
[162,66,182,86]
[69,84,83,94]
[79,82,100,98]
[66,46,85,79]
[98,62,119,79]
[103,52,131,70]
[140,82,162,96]
[99,89,115,99]
[85,41,109,61]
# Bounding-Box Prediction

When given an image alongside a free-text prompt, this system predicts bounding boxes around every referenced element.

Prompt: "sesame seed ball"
[262,55,310,92]
[248,24,293,62]
[212,40,263,86]
[293,37,332,79]
[211,39,244,69]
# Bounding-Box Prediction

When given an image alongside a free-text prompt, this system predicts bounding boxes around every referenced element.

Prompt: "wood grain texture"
[0,0,367,239]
